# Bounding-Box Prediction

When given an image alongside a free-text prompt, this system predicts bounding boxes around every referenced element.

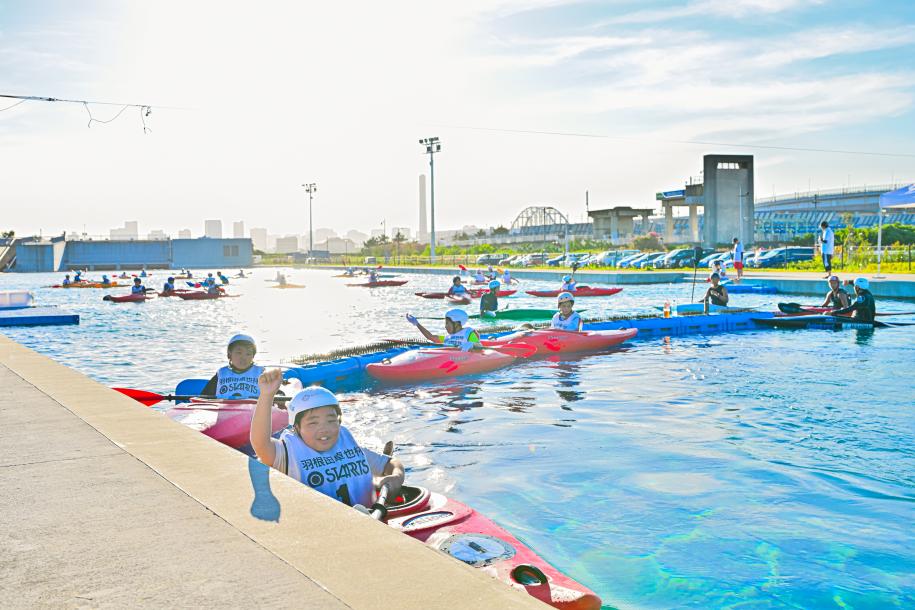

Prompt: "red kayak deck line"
[386,486,601,610]
[176,291,239,300]
[166,398,287,449]
[104,293,151,303]
[525,286,623,298]
[415,289,517,299]
[484,328,638,355]
[346,280,409,287]
[366,347,515,383]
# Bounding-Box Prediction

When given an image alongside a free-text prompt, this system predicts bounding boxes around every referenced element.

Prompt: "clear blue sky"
[1,0,913,237]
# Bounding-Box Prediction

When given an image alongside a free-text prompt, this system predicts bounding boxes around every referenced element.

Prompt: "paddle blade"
[777,302,804,314]
[458,264,467,271]
[113,387,164,406]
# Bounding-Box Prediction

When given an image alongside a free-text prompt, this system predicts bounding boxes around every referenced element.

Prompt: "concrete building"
[204,220,223,239]
[701,154,754,247]
[391,227,411,240]
[147,230,167,240]
[178,229,192,239]
[418,174,428,242]
[249,227,268,252]
[370,228,385,239]
[314,228,337,244]
[322,237,357,254]
[13,236,252,272]
[588,207,653,243]
[233,221,245,239]
[110,221,138,240]
[346,229,368,246]
[275,236,300,253]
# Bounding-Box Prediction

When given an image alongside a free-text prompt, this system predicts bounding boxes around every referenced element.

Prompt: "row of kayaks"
[366,328,638,383]
[416,286,623,299]
[162,395,601,609]
[104,290,238,303]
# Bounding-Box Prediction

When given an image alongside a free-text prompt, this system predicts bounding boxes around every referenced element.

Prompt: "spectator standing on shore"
[819,220,835,278]
[732,238,744,283]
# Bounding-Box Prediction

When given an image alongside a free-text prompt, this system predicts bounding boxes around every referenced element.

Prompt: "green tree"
[632,234,663,250]
[492,225,509,235]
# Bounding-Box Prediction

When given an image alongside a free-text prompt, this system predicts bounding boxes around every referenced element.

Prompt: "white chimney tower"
[418,174,428,242]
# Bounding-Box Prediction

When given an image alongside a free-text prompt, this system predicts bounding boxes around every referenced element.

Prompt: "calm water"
[3,268,914,609]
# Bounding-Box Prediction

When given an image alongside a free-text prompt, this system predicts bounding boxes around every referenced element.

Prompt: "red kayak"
[385,486,601,610]
[445,294,472,305]
[158,289,196,297]
[166,398,286,449]
[484,328,638,355]
[525,286,623,298]
[366,347,515,383]
[103,293,151,303]
[176,291,238,300]
[346,280,409,288]
[416,289,516,299]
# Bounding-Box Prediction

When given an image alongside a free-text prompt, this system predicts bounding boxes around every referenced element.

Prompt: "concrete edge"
[0,335,549,610]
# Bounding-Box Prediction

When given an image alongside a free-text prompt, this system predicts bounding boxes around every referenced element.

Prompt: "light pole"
[302,183,317,253]
[419,137,441,263]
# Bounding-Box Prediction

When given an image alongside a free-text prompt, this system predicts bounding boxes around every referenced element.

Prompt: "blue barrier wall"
[15,242,56,272]
[64,240,171,269]
[172,238,252,268]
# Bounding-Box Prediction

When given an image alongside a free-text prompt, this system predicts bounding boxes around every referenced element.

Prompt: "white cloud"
[594,0,828,26]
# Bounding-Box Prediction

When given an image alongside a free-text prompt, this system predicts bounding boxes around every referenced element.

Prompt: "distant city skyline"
[1,2,913,238]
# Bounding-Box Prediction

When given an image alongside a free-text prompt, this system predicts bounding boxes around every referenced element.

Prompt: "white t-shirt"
[215,365,264,399]
[271,426,389,508]
[821,227,835,255]
[733,242,744,263]
[551,311,582,331]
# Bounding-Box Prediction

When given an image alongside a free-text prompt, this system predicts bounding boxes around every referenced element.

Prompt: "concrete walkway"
[0,335,548,609]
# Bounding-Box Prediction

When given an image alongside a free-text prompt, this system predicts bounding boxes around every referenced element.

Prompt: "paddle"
[780,301,915,317]
[113,387,296,406]
[383,338,537,358]
[353,440,395,519]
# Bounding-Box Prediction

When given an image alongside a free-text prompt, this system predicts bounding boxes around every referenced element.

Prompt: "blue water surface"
[2,268,914,609]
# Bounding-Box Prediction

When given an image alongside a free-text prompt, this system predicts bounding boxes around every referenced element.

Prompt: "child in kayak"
[446,276,468,297]
[161,276,176,294]
[62,274,71,286]
[201,334,265,399]
[130,277,147,295]
[368,270,379,283]
[821,275,850,309]
[217,271,229,284]
[406,309,481,351]
[560,275,577,292]
[502,269,513,284]
[101,274,112,286]
[473,270,486,283]
[204,273,216,288]
[552,292,583,331]
[702,273,729,306]
[831,277,876,323]
[251,370,404,507]
[479,280,500,317]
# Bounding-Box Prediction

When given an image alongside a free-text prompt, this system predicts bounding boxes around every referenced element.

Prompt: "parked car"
[517,252,550,267]
[657,248,698,269]
[618,252,654,268]
[498,254,523,266]
[364,256,377,264]
[750,247,815,268]
[476,253,509,265]
[638,252,669,269]
[614,251,644,268]
[698,251,724,266]
[546,254,566,267]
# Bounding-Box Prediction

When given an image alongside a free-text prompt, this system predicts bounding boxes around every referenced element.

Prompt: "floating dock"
[0,305,79,327]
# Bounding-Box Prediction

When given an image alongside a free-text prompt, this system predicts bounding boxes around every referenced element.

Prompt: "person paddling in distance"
[130,277,147,295]
[62,274,71,286]
[161,276,176,295]
[251,372,404,507]
[217,271,229,285]
[406,308,481,351]
[100,274,112,286]
[502,268,513,284]
[368,269,379,283]
[236,269,246,278]
[473,269,486,283]
[552,292,583,331]
[702,272,729,307]
[821,275,850,309]
[446,275,468,297]
[201,334,264,399]
[560,274,577,292]
[831,277,876,323]
[479,280,501,317]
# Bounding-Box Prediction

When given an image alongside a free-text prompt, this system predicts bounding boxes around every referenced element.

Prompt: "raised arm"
[250,369,283,465]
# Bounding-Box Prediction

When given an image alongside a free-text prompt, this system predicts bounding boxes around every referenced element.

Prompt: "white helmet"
[228,333,256,351]
[853,277,869,290]
[558,291,575,304]
[445,308,469,325]
[287,386,341,427]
